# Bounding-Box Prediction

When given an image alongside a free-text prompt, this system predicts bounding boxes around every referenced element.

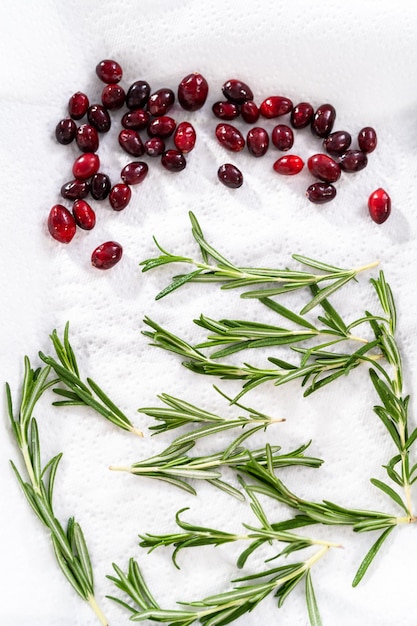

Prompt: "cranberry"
[290,102,314,128]
[161,150,187,172]
[174,122,196,153]
[48,205,76,243]
[339,149,368,173]
[241,101,259,123]
[306,182,337,204]
[323,130,351,156]
[121,108,150,131]
[273,155,304,175]
[311,104,336,138]
[95,59,123,84]
[87,104,111,132]
[217,163,243,188]
[68,92,89,120]
[120,161,149,185]
[307,154,341,183]
[271,124,294,151]
[72,153,100,180]
[145,137,165,157]
[247,127,269,157]
[91,241,123,269]
[118,129,145,157]
[222,79,253,104]
[76,124,99,153]
[61,179,90,200]
[72,199,96,230]
[55,118,77,144]
[260,96,293,118]
[358,127,377,153]
[177,72,209,111]
[101,84,126,110]
[109,183,132,211]
[147,88,175,116]
[215,123,245,152]
[147,116,177,138]
[126,80,151,109]
[212,101,240,120]
[368,188,391,224]
[90,173,111,200]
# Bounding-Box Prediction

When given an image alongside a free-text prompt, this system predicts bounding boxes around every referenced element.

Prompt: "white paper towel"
[2,1,417,624]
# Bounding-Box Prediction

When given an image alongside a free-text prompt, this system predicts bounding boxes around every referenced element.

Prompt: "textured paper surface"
[1,1,417,624]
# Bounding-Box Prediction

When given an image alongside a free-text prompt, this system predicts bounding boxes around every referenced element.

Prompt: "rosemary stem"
[129,426,144,437]
[353,260,380,274]
[21,443,41,495]
[87,594,109,626]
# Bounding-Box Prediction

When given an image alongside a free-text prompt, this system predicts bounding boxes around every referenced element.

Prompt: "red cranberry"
[61,179,90,200]
[215,123,245,152]
[101,84,126,110]
[109,183,132,210]
[90,173,111,200]
[120,161,149,185]
[241,101,259,123]
[91,241,123,269]
[161,150,187,172]
[271,124,294,151]
[368,188,391,224]
[68,92,89,120]
[147,116,176,138]
[174,122,196,153]
[72,153,100,180]
[260,96,293,118]
[290,102,314,128]
[72,199,96,230]
[147,88,175,116]
[212,101,240,120]
[95,59,123,84]
[118,129,145,157]
[217,163,243,188]
[358,127,377,153]
[307,154,341,183]
[55,118,77,144]
[121,108,150,131]
[339,149,368,173]
[323,131,351,156]
[177,72,209,111]
[87,104,111,132]
[247,127,269,157]
[311,104,336,138]
[126,80,151,109]
[48,205,76,243]
[306,182,337,204]
[222,79,253,104]
[273,155,304,175]
[145,137,165,157]
[76,124,99,153]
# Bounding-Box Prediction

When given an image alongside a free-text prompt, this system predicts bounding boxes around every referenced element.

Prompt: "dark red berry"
[126,80,151,109]
[90,173,111,200]
[95,59,123,84]
[217,163,243,188]
[61,179,90,200]
[121,108,150,131]
[147,88,175,117]
[241,101,259,123]
[177,72,209,111]
[68,92,89,120]
[48,205,76,243]
[212,101,240,120]
[87,104,111,132]
[368,188,391,224]
[306,182,337,204]
[358,127,377,153]
[260,96,293,119]
[290,102,314,128]
[72,199,96,230]
[76,124,99,153]
[247,127,269,157]
[145,137,165,157]
[147,116,176,138]
[273,155,304,175]
[120,161,149,185]
[101,84,126,110]
[118,129,145,157]
[311,104,336,138]
[109,183,132,211]
[307,154,341,183]
[91,241,123,269]
[339,149,368,173]
[55,118,77,144]
[271,124,294,151]
[323,131,351,156]
[72,153,100,180]
[222,79,253,104]
[174,122,196,153]
[161,150,186,172]
[215,123,245,152]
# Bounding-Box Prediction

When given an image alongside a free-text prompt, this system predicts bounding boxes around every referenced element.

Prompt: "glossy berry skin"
[323,130,351,156]
[222,79,253,104]
[101,84,126,110]
[145,137,165,157]
[55,118,77,144]
[290,102,314,128]
[95,59,123,84]
[339,149,368,173]
[120,161,149,185]
[260,96,293,119]
[177,72,209,111]
[247,127,269,157]
[109,183,131,211]
[271,124,294,151]
[174,122,196,153]
[306,182,337,204]
[368,188,391,224]
[118,129,145,157]
[126,80,151,109]
[90,173,111,200]
[87,104,111,132]
[311,104,336,138]
[212,101,240,120]
[307,154,341,183]
[72,199,96,230]
[121,108,150,131]
[358,127,377,153]
[147,116,176,138]
[241,101,259,123]
[161,149,186,172]
[273,155,304,175]
[68,92,89,120]
[61,179,90,200]
[147,88,175,116]
[72,153,100,180]
[76,124,99,153]
[48,205,76,243]
[217,163,243,188]
[91,241,123,269]
[215,123,245,152]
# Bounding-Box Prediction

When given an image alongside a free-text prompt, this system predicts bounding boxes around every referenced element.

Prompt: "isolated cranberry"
[48,205,76,243]
[273,155,304,175]
[118,129,145,157]
[95,59,123,84]
[358,127,377,153]
[55,118,77,144]
[260,96,293,118]
[212,101,240,120]
[241,101,259,123]
[368,188,391,224]
[147,88,175,116]
[290,102,314,128]
[87,104,111,132]
[306,182,337,204]
[222,79,253,104]
[215,123,245,152]
[61,179,90,200]
[72,199,96,230]
[147,116,177,138]
[109,184,131,210]
[307,154,341,183]
[311,104,336,138]
[339,150,368,173]
[161,150,186,172]
[174,122,196,153]
[177,73,209,111]
[271,125,294,151]
[72,153,100,180]
[323,131,351,156]
[101,84,126,110]
[247,127,269,157]
[68,92,89,120]
[76,124,99,153]
[91,241,123,269]
[145,137,165,157]
[217,164,243,188]
[126,80,151,109]
[121,108,150,131]
[90,173,111,200]
[120,162,149,185]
